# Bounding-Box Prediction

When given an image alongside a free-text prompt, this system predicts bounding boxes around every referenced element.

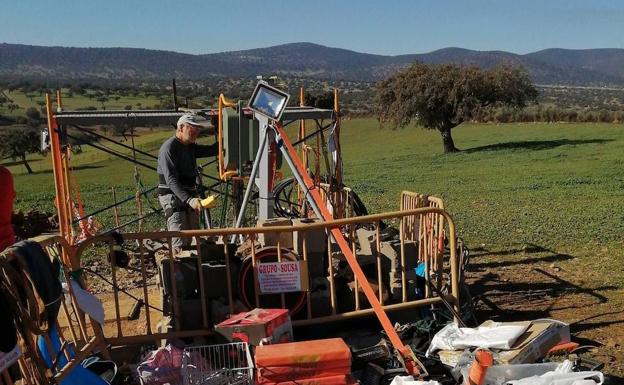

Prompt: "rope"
[67,145,97,242]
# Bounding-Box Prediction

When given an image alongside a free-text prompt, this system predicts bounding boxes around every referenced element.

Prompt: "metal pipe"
[292,297,443,327]
[138,240,153,334]
[75,207,457,252]
[194,239,209,328]
[218,94,238,180]
[109,242,123,337]
[275,128,324,219]
[112,187,121,227]
[234,128,269,228]
[46,93,71,243]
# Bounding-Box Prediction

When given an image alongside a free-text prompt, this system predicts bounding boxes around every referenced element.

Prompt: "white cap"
[177,114,210,128]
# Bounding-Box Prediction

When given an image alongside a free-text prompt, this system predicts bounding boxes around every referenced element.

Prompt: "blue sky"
[1,0,623,55]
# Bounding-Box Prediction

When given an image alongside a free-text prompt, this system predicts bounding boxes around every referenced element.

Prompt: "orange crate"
[263,374,357,385]
[256,338,351,383]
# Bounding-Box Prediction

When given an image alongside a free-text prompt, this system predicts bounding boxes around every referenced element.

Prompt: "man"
[157,114,218,249]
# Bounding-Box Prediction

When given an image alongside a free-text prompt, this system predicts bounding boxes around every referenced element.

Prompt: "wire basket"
[182,342,254,385]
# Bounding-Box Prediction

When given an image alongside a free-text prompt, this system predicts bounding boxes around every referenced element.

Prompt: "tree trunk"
[21,154,33,174]
[439,126,459,153]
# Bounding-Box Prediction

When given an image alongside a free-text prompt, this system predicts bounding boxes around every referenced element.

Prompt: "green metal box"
[222,105,260,175]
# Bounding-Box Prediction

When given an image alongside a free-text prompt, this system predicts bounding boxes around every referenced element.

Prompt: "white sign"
[257,261,303,294]
[0,345,21,372]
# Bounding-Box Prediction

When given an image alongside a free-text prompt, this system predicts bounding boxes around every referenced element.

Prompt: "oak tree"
[375,63,537,152]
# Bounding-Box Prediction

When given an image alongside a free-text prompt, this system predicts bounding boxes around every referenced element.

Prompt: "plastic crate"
[182,342,254,385]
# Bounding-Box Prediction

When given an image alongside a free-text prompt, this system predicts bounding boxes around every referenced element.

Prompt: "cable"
[72,186,158,224]
[70,125,158,160]
[64,130,222,184]
[81,267,164,313]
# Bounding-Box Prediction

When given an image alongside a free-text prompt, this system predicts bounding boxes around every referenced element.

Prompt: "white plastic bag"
[426,322,529,356]
[70,279,105,325]
[506,360,603,385]
[507,371,603,385]
[461,362,560,385]
[389,375,441,385]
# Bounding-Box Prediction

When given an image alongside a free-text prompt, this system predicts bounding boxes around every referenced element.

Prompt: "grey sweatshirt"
[157,136,218,203]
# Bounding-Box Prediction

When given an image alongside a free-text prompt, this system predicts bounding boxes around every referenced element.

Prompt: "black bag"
[13,240,63,326]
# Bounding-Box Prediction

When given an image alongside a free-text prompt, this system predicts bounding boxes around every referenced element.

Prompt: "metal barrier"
[318,183,356,219]
[0,203,459,383]
[400,191,446,297]
[0,235,109,385]
[71,205,459,346]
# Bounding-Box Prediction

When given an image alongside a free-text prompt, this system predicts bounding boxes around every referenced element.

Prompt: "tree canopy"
[375,62,537,152]
[0,127,42,173]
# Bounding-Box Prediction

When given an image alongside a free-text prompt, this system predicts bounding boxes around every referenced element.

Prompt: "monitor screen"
[249,82,290,120]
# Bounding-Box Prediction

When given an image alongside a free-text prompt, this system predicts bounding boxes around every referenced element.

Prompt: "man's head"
[176,114,210,145]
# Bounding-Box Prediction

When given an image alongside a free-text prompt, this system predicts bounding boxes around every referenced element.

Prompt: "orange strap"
[274,122,422,375]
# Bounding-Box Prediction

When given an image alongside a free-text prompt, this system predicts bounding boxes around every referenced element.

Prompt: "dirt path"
[467,245,624,379]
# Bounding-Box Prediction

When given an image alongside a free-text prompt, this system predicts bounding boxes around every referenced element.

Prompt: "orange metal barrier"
[1,203,459,383]
[400,191,446,297]
[71,206,459,345]
[318,183,356,219]
[0,235,109,385]
[217,94,241,181]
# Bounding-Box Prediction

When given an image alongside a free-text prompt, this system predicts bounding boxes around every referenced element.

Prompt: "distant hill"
[1,42,624,86]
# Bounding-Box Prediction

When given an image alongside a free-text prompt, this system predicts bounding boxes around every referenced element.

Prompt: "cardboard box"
[257,217,294,248]
[437,320,570,366]
[292,217,327,254]
[215,308,293,346]
[494,320,570,364]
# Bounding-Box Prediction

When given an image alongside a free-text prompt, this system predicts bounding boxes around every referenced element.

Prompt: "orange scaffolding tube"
[46,94,72,250]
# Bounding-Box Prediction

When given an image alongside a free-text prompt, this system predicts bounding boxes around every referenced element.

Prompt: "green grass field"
[0,89,163,117]
[7,119,624,282]
[6,118,624,377]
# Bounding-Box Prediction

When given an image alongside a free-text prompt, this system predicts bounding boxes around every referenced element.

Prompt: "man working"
[157,114,218,249]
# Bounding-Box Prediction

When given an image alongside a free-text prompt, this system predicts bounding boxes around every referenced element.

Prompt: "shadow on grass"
[469,243,575,270]
[605,376,624,385]
[464,138,613,153]
[469,245,618,318]
[468,246,624,376]
[0,159,43,168]
[470,253,574,270]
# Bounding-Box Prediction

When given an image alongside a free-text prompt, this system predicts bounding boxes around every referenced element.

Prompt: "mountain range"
[1,42,624,86]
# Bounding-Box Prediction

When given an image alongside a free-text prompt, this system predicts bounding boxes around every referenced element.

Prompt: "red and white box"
[215,308,293,346]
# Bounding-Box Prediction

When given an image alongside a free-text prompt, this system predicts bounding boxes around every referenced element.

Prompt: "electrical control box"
[222,103,260,176]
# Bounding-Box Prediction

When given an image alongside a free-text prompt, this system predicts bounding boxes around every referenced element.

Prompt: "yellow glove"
[200,195,218,209]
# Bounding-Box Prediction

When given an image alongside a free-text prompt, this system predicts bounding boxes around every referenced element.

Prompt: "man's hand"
[187,197,202,212]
